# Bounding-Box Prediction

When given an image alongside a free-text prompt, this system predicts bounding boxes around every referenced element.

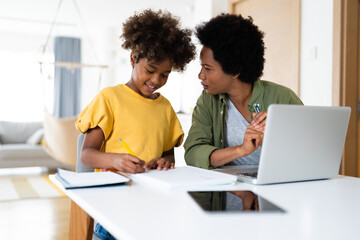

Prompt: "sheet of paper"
[131,166,237,190]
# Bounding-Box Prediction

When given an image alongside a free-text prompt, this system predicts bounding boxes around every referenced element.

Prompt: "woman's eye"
[201,65,210,71]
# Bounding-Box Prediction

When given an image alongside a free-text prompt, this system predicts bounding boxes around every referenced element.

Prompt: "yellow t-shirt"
[76,84,184,164]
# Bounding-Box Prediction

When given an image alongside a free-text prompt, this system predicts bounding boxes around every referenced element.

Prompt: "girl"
[76,9,196,240]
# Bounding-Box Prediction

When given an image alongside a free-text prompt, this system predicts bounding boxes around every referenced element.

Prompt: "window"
[0,49,53,121]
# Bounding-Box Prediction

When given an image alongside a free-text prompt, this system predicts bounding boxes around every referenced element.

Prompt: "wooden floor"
[0,169,71,240]
[0,197,71,239]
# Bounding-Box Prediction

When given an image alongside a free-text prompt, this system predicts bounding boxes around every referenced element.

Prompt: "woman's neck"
[227,81,253,107]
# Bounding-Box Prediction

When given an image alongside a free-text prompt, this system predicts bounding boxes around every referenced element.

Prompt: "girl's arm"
[146,148,175,171]
[81,126,146,173]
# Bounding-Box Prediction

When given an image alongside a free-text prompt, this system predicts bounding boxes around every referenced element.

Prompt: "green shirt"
[184,80,303,169]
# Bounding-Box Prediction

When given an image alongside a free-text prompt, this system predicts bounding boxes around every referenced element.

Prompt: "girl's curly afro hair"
[196,14,265,84]
[121,9,196,71]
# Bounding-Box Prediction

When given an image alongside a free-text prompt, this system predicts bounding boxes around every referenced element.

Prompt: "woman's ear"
[232,73,240,79]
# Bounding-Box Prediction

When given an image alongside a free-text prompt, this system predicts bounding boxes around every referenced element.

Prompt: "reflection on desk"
[188,190,285,213]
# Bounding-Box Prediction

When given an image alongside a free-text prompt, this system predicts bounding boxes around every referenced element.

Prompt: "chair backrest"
[76,134,94,173]
[43,110,78,165]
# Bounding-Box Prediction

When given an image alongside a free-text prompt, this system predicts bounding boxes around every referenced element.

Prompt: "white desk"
[50,174,360,240]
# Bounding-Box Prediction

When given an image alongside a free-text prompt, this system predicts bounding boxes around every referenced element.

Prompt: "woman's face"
[198,46,234,95]
[128,54,172,99]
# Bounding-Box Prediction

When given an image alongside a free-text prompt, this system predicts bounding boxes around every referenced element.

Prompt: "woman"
[184,13,302,169]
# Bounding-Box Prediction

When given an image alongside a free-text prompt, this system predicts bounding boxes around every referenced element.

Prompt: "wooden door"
[333,0,359,177]
[228,0,301,95]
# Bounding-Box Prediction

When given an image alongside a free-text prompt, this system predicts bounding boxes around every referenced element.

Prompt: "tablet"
[188,190,285,213]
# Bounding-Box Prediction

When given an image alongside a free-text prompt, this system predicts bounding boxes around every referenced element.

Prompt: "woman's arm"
[209,126,263,167]
[184,93,218,169]
[81,127,146,173]
[185,93,263,169]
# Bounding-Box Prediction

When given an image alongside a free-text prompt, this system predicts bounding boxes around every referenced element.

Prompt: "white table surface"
[50,174,360,240]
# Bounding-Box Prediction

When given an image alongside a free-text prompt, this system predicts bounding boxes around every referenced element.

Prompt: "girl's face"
[198,46,234,95]
[128,54,172,99]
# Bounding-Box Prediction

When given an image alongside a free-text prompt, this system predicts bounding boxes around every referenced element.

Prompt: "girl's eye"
[161,74,169,78]
[146,69,154,74]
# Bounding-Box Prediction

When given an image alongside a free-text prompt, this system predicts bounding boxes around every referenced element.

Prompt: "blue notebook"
[55,168,130,189]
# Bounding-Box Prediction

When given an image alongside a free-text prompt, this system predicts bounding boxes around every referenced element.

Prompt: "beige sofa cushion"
[26,128,44,145]
[0,144,50,159]
[0,121,42,144]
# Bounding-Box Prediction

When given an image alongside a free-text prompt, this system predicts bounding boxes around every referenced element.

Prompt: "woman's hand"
[251,111,267,131]
[209,126,263,167]
[241,125,264,156]
[230,191,259,211]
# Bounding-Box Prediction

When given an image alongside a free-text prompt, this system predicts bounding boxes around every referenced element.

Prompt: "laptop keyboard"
[237,172,258,179]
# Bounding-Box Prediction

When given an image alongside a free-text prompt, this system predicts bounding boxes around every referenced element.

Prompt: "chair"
[43,110,79,166]
[69,134,94,240]
[75,134,94,173]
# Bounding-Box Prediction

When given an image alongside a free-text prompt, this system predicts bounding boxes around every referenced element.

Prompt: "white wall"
[77,0,205,112]
[300,0,333,106]
[0,0,335,166]
[78,0,228,113]
[0,0,202,118]
[0,0,334,123]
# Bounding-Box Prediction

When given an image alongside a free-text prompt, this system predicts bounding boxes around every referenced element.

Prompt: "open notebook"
[131,165,237,190]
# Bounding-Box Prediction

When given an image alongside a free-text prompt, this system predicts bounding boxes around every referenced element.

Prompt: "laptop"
[215,104,351,185]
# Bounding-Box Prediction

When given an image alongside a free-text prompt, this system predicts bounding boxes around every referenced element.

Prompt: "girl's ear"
[130,53,135,68]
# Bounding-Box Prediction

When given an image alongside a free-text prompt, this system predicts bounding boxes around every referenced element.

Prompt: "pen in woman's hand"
[251,103,261,126]
[253,103,261,113]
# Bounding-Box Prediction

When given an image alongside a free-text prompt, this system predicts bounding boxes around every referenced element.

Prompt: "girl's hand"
[251,111,267,131]
[112,154,146,173]
[241,125,264,156]
[147,157,175,171]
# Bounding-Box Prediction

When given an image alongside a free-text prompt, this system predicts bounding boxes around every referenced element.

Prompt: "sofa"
[0,121,71,170]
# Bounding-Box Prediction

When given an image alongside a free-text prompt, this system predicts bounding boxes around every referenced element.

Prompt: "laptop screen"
[188,190,285,213]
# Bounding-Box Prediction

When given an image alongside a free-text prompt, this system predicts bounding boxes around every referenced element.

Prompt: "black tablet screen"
[188,190,285,213]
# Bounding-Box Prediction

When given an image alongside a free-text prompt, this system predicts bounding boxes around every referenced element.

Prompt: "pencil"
[118,139,136,156]
[118,138,148,172]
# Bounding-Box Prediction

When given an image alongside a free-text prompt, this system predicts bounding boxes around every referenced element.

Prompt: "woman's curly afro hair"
[196,13,265,84]
[121,9,196,72]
